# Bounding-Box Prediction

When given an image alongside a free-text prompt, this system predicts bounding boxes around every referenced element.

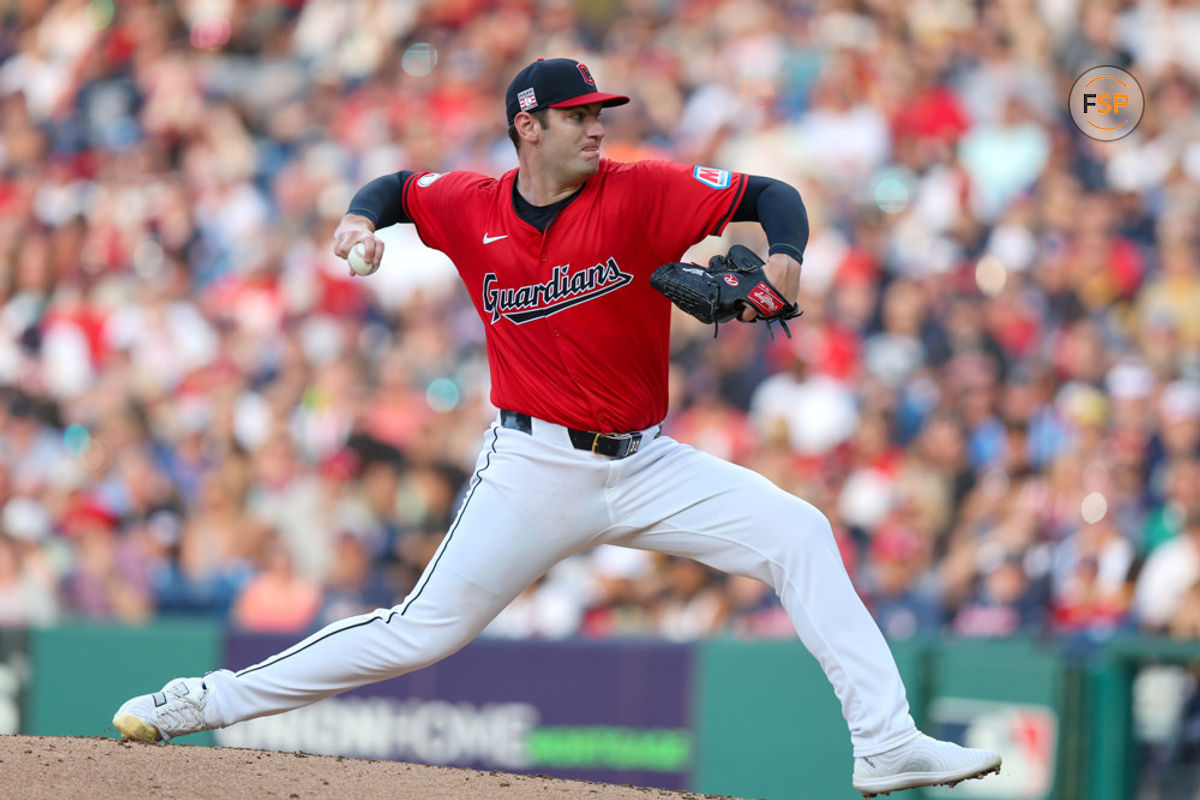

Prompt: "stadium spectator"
[231,532,322,633]
[0,506,59,626]
[952,549,1045,638]
[1143,457,1200,555]
[860,521,940,641]
[1136,511,1200,633]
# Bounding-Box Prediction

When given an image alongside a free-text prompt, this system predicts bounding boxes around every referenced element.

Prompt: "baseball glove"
[650,244,801,341]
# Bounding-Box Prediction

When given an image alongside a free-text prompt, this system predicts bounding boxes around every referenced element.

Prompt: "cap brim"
[548,92,630,109]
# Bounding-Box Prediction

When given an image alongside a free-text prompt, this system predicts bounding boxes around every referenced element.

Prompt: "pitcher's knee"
[765,497,840,561]
[763,494,833,541]
[802,502,836,542]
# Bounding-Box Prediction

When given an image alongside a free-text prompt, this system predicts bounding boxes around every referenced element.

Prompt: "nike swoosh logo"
[483,233,508,244]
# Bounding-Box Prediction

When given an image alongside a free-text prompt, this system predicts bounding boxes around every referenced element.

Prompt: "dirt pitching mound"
[0,735,752,800]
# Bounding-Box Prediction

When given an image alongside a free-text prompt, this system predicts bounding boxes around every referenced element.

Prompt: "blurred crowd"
[1,0,1199,647]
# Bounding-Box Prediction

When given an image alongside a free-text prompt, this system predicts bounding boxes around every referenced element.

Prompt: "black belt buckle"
[589,431,642,459]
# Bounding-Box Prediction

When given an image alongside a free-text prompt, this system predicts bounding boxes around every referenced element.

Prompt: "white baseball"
[348,242,378,276]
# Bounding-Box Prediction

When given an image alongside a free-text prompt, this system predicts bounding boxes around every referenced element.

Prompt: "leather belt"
[499,410,647,459]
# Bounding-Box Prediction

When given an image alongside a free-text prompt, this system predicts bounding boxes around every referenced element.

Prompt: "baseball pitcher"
[114,57,1000,797]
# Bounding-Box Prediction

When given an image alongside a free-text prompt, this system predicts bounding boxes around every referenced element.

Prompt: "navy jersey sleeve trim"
[346,170,418,228]
[400,171,419,222]
[730,175,809,261]
[710,172,749,237]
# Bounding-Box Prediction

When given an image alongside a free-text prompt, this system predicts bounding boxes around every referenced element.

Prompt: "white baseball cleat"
[112,676,218,742]
[852,733,1002,797]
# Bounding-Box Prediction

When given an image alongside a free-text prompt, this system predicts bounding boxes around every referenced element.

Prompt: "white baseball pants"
[205,416,918,756]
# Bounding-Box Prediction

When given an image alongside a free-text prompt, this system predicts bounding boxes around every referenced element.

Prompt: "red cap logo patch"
[577,63,596,86]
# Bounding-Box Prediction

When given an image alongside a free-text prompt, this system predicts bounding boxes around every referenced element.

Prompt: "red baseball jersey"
[400,159,748,432]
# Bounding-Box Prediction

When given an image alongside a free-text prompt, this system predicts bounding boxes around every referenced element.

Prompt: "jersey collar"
[503,163,605,236]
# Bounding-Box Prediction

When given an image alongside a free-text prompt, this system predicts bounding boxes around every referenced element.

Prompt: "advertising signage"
[217,635,694,790]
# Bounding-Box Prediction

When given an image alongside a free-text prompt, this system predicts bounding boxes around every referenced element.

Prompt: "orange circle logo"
[1069,66,1144,141]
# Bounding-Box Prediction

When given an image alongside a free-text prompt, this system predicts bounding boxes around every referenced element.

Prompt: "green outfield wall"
[26,620,221,744]
[692,638,924,799]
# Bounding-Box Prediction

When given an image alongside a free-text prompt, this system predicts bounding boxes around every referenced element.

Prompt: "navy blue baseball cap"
[505,58,629,126]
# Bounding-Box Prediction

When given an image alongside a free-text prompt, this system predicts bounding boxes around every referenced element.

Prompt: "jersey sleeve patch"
[693,166,731,189]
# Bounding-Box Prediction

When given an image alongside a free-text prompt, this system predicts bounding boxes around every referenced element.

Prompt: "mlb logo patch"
[518,87,537,111]
[693,166,731,189]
